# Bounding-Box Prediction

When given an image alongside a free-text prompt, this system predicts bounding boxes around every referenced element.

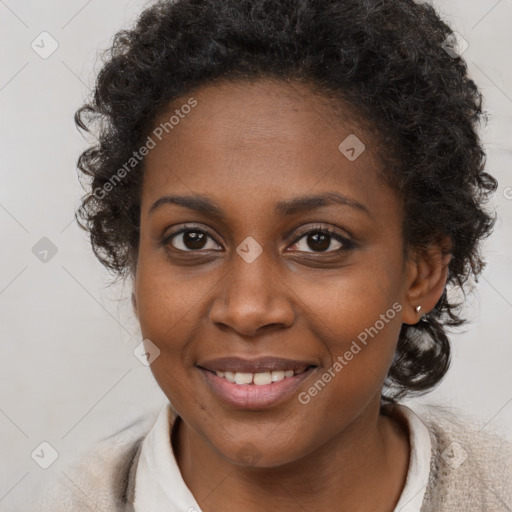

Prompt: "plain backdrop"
[1,0,511,510]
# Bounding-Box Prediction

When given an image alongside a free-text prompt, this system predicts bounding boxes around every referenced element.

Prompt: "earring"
[415,305,422,314]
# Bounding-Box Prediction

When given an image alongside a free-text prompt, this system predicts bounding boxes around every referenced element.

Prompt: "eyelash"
[289,226,355,253]
[162,224,355,254]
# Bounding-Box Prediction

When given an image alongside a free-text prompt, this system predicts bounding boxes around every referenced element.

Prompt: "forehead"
[141,78,393,220]
[151,78,372,153]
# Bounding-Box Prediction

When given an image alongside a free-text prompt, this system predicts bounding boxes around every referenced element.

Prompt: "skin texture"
[133,78,450,512]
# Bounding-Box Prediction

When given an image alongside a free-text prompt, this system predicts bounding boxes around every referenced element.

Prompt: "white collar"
[133,402,431,512]
[133,403,201,512]
[389,404,432,512]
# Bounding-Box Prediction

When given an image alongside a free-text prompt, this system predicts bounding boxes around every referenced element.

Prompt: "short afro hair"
[74,0,497,403]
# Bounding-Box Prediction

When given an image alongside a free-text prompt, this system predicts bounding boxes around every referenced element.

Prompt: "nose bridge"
[230,243,271,295]
[209,241,295,335]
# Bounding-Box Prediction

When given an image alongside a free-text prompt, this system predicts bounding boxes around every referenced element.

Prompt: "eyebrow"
[149,192,371,218]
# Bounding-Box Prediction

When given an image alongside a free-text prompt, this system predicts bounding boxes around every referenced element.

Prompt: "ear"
[402,239,452,325]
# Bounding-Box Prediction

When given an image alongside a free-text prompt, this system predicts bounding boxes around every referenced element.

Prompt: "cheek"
[135,253,213,340]
[291,264,404,405]
[292,259,404,347]
[133,254,213,396]
[300,301,402,411]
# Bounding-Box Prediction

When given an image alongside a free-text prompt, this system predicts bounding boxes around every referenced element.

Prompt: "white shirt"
[133,402,431,512]
[390,405,432,512]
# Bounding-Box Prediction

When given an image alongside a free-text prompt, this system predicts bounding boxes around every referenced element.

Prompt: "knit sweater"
[33,403,512,511]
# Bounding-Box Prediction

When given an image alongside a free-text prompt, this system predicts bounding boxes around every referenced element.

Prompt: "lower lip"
[200,367,316,410]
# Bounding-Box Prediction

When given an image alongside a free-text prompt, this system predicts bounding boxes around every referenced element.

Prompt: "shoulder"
[33,408,165,512]
[408,403,512,512]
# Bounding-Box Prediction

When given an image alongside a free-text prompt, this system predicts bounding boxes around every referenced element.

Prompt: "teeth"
[235,372,253,385]
[271,370,285,382]
[224,371,235,383]
[253,372,272,385]
[214,369,302,385]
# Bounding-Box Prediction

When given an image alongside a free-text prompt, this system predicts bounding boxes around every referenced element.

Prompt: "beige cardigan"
[33,404,512,511]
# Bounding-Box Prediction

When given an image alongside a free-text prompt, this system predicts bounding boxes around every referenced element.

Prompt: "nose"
[208,250,296,337]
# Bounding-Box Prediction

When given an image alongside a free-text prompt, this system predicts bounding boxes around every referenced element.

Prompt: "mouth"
[196,357,318,409]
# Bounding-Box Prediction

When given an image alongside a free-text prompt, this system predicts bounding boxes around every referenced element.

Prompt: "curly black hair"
[74,0,497,403]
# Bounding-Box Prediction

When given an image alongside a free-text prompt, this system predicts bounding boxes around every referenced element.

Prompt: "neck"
[173,401,410,512]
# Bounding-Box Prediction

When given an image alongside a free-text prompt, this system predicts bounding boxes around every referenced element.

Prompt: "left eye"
[289,229,349,253]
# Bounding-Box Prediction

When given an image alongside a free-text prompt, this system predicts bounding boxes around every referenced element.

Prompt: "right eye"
[163,227,223,252]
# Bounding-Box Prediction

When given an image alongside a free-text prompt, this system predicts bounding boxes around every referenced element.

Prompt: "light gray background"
[1,0,511,510]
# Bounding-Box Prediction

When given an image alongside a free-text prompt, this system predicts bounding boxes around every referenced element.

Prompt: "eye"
[163,226,222,252]
[162,224,354,255]
[288,227,354,254]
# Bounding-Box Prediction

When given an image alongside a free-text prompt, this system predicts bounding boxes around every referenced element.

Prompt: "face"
[134,78,414,467]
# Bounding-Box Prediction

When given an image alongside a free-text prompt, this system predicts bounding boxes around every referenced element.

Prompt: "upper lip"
[197,356,317,374]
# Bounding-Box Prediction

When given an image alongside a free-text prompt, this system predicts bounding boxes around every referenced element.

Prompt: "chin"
[209,431,314,469]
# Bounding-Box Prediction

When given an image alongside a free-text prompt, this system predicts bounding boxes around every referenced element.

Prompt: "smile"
[196,357,318,409]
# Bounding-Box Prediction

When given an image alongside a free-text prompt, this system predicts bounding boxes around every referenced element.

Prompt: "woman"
[36,0,512,510]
